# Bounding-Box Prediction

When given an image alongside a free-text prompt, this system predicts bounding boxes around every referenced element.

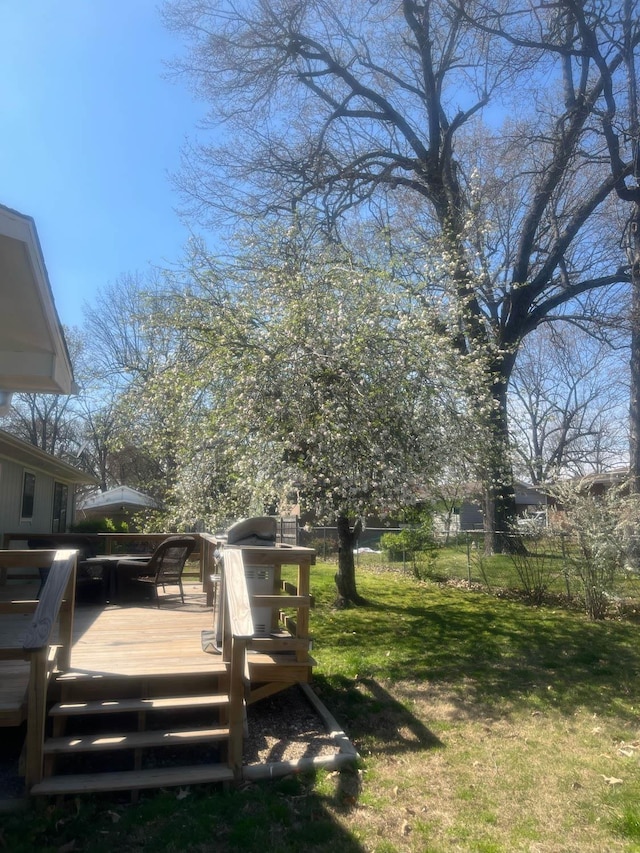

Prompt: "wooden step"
[31,763,235,796]
[43,726,230,754]
[54,663,229,685]
[247,653,316,684]
[247,636,311,653]
[49,693,229,717]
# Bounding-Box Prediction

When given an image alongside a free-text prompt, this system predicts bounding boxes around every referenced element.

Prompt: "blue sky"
[0,1,204,328]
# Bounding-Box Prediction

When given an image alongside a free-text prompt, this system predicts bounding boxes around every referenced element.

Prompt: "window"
[21,471,36,521]
[52,482,68,533]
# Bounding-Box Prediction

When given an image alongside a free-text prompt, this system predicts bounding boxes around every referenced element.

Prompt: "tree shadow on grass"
[318,587,640,722]
[313,674,443,758]
[0,773,368,853]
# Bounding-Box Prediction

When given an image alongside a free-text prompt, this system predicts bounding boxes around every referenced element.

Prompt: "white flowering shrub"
[551,482,640,620]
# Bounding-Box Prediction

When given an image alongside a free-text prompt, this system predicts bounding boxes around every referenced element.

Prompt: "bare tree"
[4,391,79,459]
[163,0,638,550]
[509,325,627,484]
[82,272,163,383]
[3,327,84,460]
[78,272,182,498]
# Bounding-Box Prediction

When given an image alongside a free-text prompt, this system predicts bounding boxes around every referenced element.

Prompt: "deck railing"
[0,549,77,787]
[221,548,254,777]
[215,542,316,777]
[0,533,316,789]
[3,527,299,587]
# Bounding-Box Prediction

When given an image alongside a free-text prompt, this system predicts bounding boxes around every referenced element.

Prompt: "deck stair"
[13,536,318,798]
[31,675,235,796]
[245,634,316,689]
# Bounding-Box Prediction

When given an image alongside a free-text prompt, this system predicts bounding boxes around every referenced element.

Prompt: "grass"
[374,537,640,608]
[3,557,640,851]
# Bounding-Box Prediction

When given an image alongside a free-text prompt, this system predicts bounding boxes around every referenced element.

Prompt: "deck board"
[1,585,223,723]
[66,586,223,679]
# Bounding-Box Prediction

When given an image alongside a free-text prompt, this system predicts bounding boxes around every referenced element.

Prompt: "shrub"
[550,481,640,619]
[507,527,565,604]
[71,517,129,534]
[380,521,438,580]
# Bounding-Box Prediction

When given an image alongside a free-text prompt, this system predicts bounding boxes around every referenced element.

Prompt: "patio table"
[83,554,151,603]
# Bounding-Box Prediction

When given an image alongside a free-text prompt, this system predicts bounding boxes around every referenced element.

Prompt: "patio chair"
[115,535,197,605]
[30,537,101,601]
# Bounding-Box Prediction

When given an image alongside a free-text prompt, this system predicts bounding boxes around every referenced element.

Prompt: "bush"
[380,523,438,580]
[70,517,129,534]
[507,528,565,604]
[551,481,640,619]
[301,532,339,559]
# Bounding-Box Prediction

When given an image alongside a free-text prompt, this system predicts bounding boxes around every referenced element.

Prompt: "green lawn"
[2,559,640,852]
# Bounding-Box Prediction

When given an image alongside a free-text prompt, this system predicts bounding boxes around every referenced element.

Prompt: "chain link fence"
[302,525,640,618]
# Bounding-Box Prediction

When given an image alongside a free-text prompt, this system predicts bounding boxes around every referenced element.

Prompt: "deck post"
[228,636,246,779]
[24,647,48,789]
[57,555,77,672]
[296,558,311,663]
[18,550,77,792]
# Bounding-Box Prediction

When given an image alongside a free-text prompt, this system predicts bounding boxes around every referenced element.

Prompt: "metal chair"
[116,535,197,605]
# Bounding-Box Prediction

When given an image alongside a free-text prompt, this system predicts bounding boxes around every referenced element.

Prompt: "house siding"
[0,453,75,543]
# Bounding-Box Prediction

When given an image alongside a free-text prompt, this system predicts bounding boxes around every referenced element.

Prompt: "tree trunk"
[629,199,640,494]
[334,515,366,607]
[482,356,523,555]
[626,199,640,569]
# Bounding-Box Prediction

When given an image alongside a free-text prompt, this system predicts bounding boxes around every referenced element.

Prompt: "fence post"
[561,532,572,599]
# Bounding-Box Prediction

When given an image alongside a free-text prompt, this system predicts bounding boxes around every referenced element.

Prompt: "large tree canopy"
[163,0,640,549]
[165,234,452,603]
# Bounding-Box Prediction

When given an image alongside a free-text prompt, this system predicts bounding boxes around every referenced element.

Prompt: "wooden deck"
[0,543,322,797]
[65,585,224,681]
[0,582,224,724]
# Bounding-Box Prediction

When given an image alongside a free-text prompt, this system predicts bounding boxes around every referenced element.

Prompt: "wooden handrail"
[22,550,77,655]
[223,549,255,640]
[0,549,59,586]
[0,549,77,789]
[221,548,254,779]
[23,550,77,789]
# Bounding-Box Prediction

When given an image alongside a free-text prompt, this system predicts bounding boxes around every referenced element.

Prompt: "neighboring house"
[76,486,160,528]
[433,479,548,536]
[565,467,628,497]
[0,429,94,544]
[545,468,630,524]
[0,203,92,542]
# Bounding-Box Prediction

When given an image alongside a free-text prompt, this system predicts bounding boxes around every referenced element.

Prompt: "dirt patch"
[244,685,343,765]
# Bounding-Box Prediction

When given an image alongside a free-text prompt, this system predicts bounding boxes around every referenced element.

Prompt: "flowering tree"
[79,273,229,522]
[169,235,448,605]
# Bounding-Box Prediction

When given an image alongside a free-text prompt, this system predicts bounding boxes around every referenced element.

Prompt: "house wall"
[0,454,75,543]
